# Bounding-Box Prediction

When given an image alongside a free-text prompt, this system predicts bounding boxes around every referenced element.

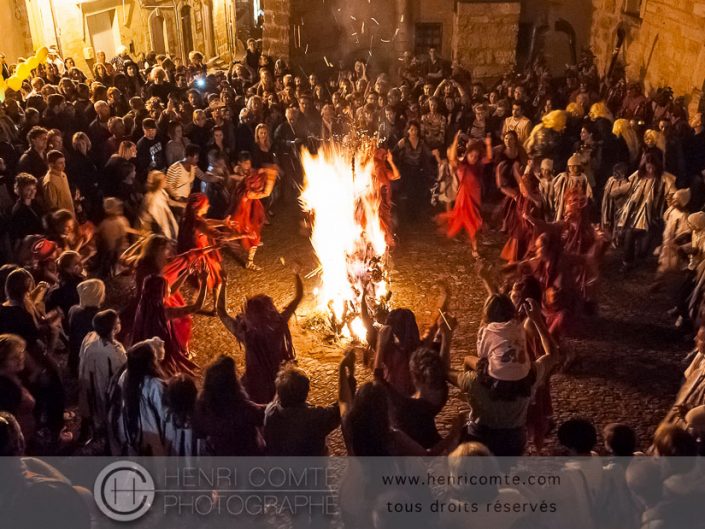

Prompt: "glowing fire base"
[299,141,391,341]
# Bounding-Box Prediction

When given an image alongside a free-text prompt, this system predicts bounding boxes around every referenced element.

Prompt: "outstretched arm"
[526,298,559,363]
[281,274,304,321]
[165,270,208,319]
[386,151,401,181]
[216,272,240,338]
[476,259,500,295]
[169,268,191,297]
[373,325,392,375]
[338,349,356,417]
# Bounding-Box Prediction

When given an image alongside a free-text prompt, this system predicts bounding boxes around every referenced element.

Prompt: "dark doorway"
[181,5,194,56]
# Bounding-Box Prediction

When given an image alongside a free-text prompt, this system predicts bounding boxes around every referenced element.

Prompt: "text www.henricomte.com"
[382,473,561,487]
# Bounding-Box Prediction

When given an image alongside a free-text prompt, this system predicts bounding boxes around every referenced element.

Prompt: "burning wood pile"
[299,139,392,342]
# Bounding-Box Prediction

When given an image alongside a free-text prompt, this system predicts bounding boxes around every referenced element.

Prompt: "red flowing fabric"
[374,151,396,247]
[230,171,266,250]
[177,194,223,290]
[436,161,483,243]
[500,193,538,262]
[132,274,198,376]
[560,195,597,302]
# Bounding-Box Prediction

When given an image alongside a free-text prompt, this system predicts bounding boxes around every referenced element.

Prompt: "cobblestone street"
[190,206,690,454]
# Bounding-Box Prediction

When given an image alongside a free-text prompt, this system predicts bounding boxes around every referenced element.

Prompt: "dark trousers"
[622,228,650,264]
[462,421,527,457]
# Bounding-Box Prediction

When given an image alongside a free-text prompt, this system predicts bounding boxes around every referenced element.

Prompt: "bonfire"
[299,139,392,341]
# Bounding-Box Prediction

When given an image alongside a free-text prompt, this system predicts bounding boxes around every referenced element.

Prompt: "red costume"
[373,149,397,247]
[132,274,198,376]
[436,160,484,244]
[177,193,222,289]
[230,170,268,250]
[499,167,541,263]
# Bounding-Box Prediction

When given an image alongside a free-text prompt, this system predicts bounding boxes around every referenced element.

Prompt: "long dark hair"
[482,294,516,325]
[345,382,391,456]
[164,374,197,427]
[177,194,208,254]
[638,152,664,178]
[124,341,163,444]
[198,356,249,417]
[386,308,421,355]
[241,294,295,366]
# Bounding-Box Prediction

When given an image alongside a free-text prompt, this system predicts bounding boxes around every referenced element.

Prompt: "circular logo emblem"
[93,461,156,522]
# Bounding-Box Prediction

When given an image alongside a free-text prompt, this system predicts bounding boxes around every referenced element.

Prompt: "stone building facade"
[589,0,705,110]
[453,1,520,80]
[4,0,238,71]
[262,0,520,83]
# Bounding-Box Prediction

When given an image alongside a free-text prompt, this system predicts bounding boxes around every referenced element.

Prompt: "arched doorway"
[180,5,194,57]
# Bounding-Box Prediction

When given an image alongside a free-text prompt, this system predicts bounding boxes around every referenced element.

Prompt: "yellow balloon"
[7,76,23,91]
[36,47,49,62]
[15,62,31,80]
[0,90,5,104]
[26,57,39,70]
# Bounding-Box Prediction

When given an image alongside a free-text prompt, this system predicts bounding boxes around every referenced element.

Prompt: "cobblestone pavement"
[188,206,689,455]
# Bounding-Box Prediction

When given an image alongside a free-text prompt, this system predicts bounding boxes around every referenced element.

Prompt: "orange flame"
[299,142,389,340]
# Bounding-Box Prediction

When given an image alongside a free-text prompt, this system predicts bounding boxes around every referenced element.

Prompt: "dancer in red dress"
[120,235,198,354]
[372,147,401,247]
[229,166,277,270]
[132,272,206,376]
[498,160,542,263]
[177,193,249,310]
[436,133,493,257]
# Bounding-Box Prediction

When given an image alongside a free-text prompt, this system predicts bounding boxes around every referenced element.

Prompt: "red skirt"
[379,186,395,247]
[436,172,482,243]
[500,195,535,262]
[231,197,265,250]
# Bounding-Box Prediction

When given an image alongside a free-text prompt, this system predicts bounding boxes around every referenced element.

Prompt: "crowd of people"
[0,36,705,529]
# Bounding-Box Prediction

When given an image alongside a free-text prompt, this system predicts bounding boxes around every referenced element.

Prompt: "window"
[623,0,644,17]
[415,23,442,55]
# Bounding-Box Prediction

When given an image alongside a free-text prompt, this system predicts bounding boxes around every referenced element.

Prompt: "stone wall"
[16,0,234,71]
[413,0,456,58]
[263,0,292,61]
[211,0,236,61]
[2,0,33,61]
[590,0,705,111]
[453,1,521,81]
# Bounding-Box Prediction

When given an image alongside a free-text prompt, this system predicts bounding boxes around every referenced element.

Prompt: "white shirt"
[78,332,127,428]
[477,320,530,381]
[109,373,166,456]
[140,189,179,239]
[166,161,198,200]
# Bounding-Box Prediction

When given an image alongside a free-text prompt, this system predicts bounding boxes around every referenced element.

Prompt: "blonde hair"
[118,140,135,159]
[542,110,567,132]
[0,334,25,371]
[588,101,613,122]
[254,123,270,150]
[613,119,639,164]
[644,129,666,152]
[71,131,92,152]
[565,102,583,118]
[147,170,166,192]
